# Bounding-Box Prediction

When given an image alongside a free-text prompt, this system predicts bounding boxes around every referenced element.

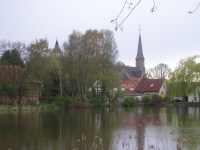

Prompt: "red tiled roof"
[135,79,164,92]
[129,77,142,86]
[0,65,41,84]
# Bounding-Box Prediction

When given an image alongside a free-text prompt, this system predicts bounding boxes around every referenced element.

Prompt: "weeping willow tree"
[167,55,200,100]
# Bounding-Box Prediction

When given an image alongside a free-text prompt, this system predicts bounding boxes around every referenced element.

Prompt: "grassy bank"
[0,103,59,111]
[1,101,199,111]
[0,102,122,111]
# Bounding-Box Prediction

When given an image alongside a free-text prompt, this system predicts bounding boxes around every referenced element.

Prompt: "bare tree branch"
[116,0,128,20]
[112,0,200,31]
[112,0,157,31]
[111,0,142,31]
[150,0,157,12]
[188,3,200,13]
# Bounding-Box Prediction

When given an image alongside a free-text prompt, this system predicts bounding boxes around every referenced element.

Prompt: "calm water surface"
[0,107,200,150]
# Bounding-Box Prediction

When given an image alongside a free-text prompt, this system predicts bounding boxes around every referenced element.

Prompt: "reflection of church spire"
[134,108,145,150]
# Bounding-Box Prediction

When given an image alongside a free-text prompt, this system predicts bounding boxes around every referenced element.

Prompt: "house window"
[150,84,154,87]
[130,87,134,91]
[121,87,125,91]
[163,85,165,89]
[113,88,117,91]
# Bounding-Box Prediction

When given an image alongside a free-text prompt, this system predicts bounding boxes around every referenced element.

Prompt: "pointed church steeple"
[135,28,145,71]
[51,39,63,57]
[136,33,144,60]
[54,39,59,49]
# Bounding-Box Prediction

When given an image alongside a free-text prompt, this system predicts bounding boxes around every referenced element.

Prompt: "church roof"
[52,39,62,53]
[135,34,144,60]
[120,72,129,80]
[124,66,143,78]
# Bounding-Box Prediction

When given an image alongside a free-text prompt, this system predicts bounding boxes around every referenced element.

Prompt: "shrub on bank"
[152,94,162,103]
[160,95,165,100]
[121,97,137,107]
[56,94,72,103]
[130,97,137,106]
[55,94,73,106]
[90,97,102,107]
[142,95,152,103]
[121,97,131,106]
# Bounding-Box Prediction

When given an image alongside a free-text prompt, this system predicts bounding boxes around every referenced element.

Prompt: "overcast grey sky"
[0,0,199,70]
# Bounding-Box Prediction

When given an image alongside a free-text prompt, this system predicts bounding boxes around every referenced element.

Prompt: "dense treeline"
[0,29,119,104]
[167,55,200,100]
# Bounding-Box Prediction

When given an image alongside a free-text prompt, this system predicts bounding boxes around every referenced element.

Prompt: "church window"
[121,87,125,91]
[163,85,165,89]
[130,87,134,91]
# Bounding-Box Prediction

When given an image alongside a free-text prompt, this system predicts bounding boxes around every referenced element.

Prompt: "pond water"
[0,107,200,150]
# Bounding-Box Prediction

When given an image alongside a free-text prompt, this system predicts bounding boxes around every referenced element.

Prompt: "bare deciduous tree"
[145,63,170,79]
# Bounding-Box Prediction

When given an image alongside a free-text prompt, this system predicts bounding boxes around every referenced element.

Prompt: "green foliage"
[104,103,113,107]
[53,94,73,106]
[27,39,58,100]
[63,29,118,100]
[90,97,102,107]
[121,97,137,107]
[130,97,137,106]
[56,94,72,103]
[1,30,119,103]
[1,49,25,67]
[114,89,125,100]
[5,83,18,99]
[152,94,162,103]
[167,55,200,98]
[142,95,152,103]
[121,97,131,106]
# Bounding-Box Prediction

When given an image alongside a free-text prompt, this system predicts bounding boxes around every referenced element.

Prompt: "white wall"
[188,86,200,102]
[159,82,167,96]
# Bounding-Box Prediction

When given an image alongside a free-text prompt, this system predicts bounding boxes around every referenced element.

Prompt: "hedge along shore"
[1,102,200,111]
[0,104,60,111]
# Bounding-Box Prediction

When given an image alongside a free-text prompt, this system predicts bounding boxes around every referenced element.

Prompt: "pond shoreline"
[1,102,200,111]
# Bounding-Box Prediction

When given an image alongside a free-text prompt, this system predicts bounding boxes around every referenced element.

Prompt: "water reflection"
[0,107,199,150]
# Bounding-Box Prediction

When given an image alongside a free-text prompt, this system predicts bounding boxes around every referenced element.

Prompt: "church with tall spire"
[118,31,166,97]
[119,31,145,83]
[135,33,145,71]
[51,39,63,57]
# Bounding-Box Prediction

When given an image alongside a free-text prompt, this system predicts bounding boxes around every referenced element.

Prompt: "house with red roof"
[119,32,145,83]
[0,65,42,104]
[135,79,166,95]
[118,31,167,97]
[119,77,142,96]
